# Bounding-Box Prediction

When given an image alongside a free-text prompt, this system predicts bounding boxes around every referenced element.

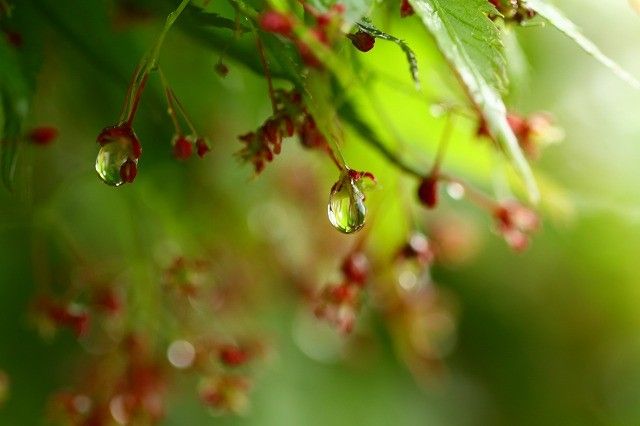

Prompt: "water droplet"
[446,181,465,200]
[167,340,196,369]
[327,172,366,234]
[96,139,138,187]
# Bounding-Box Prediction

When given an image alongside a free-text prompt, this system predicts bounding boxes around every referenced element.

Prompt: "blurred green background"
[1,0,640,425]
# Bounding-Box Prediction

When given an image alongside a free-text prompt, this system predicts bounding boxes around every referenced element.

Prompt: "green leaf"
[355,20,420,89]
[408,0,539,202]
[0,40,31,191]
[187,5,249,32]
[526,0,640,89]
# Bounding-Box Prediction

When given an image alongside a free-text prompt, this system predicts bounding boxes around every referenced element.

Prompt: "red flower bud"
[219,345,250,367]
[215,62,229,77]
[120,159,138,183]
[3,30,22,48]
[417,175,439,209]
[341,251,370,286]
[283,116,295,137]
[28,126,58,145]
[348,31,375,52]
[173,136,193,160]
[259,10,294,36]
[195,137,210,158]
[400,0,414,17]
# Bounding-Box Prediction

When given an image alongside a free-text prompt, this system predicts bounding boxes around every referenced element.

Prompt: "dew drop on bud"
[96,140,138,186]
[327,172,366,234]
[167,340,196,369]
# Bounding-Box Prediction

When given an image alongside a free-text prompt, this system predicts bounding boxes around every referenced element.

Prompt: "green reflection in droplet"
[327,173,366,234]
[95,139,136,187]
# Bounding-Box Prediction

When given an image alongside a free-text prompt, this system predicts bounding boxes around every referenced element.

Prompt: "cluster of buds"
[96,124,142,186]
[193,338,264,414]
[477,111,563,159]
[172,135,211,160]
[314,250,370,334]
[49,334,168,425]
[34,297,91,338]
[97,58,211,186]
[33,282,123,341]
[163,256,212,299]
[161,257,265,415]
[493,200,540,251]
[379,233,457,376]
[199,375,252,415]
[488,0,536,24]
[259,4,345,68]
[237,89,332,174]
[92,285,124,317]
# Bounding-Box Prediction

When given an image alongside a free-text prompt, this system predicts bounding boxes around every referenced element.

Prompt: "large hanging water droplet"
[95,139,137,187]
[328,173,366,234]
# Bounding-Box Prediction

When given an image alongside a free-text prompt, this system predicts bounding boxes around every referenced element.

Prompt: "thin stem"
[160,69,198,135]
[172,92,198,135]
[439,173,499,212]
[123,74,149,126]
[159,70,183,134]
[119,0,192,126]
[147,0,193,74]
[430,114,455,176]
[256,35,278,115]
[326,146,344,170]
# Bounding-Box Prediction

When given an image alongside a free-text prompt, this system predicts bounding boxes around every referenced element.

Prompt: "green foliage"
[0,37,35,190]
[408,0,539,202]
[355,19,420,89]
[527,0,640,89]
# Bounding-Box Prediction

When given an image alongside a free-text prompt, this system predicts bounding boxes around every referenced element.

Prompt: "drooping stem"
[439,173,500,212]
[171,91,198,135]
[118,0,193,126]
[256,35,278,115]
[160,69,198,135]
[429,114,455,176]
[159,70,183,135]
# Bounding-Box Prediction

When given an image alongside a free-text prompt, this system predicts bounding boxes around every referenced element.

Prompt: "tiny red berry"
[341,252,369,286]
[28,126,58,145]
[330,283,355,304]
[70,311,90,337]
[348,31,375,52]
[173,136,193,160]
[120,159,137,183]
[94,287,122,314]
[259,10,294,36]
[195,138,210,158]
[219,345,249,367]
[400,0,414,17]
[3,30,22,48]
[283,116,295,137]
[417,175,439,209]
[331,3,346,14]
[215,62,229,77]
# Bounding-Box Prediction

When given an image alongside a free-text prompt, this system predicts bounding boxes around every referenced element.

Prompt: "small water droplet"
[96,139,138,187]
[446,182,465,200]
[327,172,366,234]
